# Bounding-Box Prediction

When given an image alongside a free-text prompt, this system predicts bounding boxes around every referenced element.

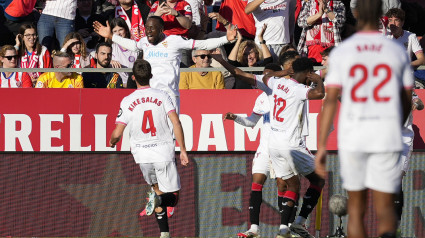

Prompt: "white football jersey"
[1,72,25,88]
[326,32,414,152]
[136,35,194,97]
[256,75,310,149]
[248,0,290,45]
[402,91,419,144]
[252,91,272,151]
[387,30,423,59]
[112,43,138,84]
[116,87,176,163]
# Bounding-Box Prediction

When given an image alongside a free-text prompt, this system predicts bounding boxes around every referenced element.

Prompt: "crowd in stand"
[0,0,424,89]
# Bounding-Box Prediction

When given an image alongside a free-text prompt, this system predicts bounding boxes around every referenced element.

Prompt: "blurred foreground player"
[109,59,189,238]
[315,0,414,237]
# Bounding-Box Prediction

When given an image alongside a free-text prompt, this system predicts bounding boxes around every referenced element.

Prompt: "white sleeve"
[295,84,310,101]
[409,34,423,55]
[164,93,177,114]
[112,34,140,52]
[252,93,269,115]
[235,113,262,127]
[193,36,230,50]
[401,53,414,89]
[325,50,342,88]
[115,99,130,125]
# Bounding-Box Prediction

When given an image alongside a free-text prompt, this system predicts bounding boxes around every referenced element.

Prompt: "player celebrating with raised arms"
[213,52,325,238]
[109,59,189,238]
[94,16,237,113]
[315,0,414,237]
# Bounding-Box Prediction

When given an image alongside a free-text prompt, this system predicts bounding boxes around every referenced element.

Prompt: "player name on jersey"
[128,97,163,111]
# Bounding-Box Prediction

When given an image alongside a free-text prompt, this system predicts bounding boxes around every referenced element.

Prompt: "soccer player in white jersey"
[222,63,284,238]
[109,59,189,238]
[385,8,425,68]
[94,16,237,113]
[315,0,414,237]
[212,53,325,238]
[394,92,423,226]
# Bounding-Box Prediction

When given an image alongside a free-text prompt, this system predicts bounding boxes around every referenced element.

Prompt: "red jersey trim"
[253,112,261,116]
[326,84,342,88]
[137,86,151,90]
[116,121,127,125]
[167,109,176,115]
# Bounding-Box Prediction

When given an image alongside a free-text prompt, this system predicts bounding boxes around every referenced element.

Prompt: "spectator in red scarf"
[115,0,151,41]
[297,0,345,64]
[14,24,52,86]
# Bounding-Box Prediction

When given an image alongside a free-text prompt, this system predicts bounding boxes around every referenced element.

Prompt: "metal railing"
[0,65,424,73]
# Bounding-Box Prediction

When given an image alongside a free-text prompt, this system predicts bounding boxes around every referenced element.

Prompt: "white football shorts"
[401,139,414,172]
[252,148,275,178]
[339,150,402,193]
[269,147,315,180]
[139,161,181,193]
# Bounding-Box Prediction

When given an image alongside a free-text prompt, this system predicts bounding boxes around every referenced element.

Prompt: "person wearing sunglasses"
[0,45,32,88]
[35,52,84,88]
[179,49,224,89]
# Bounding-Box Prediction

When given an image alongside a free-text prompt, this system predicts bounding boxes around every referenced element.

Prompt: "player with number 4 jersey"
[110,59,189,238]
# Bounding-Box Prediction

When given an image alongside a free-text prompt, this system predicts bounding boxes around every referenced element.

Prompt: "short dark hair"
[385,8,405,22]
[356,0,382,29]
[95,42,112,53]
[147,15,165,28]
[292,57,314,73]
[320,46,334,57]
[132,59,152,86]
[109,18,131,39]
[264,63,282,72]
[279,51,299,66]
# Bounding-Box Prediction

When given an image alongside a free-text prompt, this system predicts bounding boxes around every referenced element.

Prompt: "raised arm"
[258,24,272,59]
[223,112,262,127]
[245,0,263,14]
[93,21,139,52]
[210,52,257,85]
[193,25,237,50]
[228,30,243,61]
[307,72,325,100]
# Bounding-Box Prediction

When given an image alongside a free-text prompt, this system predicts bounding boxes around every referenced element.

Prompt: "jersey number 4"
[350,64,392,102]
[142,110,157,136]
[273,94,286,122]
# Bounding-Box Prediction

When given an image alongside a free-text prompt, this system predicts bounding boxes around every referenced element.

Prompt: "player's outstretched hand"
[180,151,189,166]
[93,21,112,40]
[314,149,327,178]
[223,112,236,121]
[110,60,122,68]
[210,50,224,61]
[226,25,238,42]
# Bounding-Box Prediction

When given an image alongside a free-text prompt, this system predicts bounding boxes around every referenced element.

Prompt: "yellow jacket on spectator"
[179,66,225,89]
[35,72,84,88]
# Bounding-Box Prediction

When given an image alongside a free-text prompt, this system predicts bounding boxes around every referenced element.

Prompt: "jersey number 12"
[142,110,157,136]
[273,94,286,122]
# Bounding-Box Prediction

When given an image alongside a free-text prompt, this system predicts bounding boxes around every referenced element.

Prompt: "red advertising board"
[0,89,424,152]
